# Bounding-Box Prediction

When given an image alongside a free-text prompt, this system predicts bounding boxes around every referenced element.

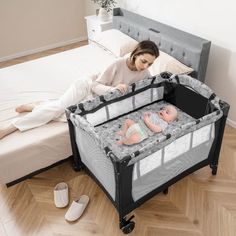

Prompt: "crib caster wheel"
[163,188,168,195]
[210,164,217,175]
[72,163,83,172]
[122,221,135,234]
[212,167,217,175]
[120,215,135,234]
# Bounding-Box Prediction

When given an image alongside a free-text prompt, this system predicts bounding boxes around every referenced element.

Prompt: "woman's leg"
[15,101,42,113]
[0,123,17,139]
[58,76,92,109]
[0,75,93,139]
[13,76,92,131]
[11,99,65,131]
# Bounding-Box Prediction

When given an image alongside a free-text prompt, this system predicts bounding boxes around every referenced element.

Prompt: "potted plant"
[91,0,117,21]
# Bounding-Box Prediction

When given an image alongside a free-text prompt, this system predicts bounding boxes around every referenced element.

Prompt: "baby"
[116,105,178,145]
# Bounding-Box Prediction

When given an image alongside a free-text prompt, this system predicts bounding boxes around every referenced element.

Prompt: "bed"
[65,8,229,234]
[0,44,116,186]
[0,7,212,187]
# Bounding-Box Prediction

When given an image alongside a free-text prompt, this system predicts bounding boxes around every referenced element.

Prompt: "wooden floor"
[1,44,236,236]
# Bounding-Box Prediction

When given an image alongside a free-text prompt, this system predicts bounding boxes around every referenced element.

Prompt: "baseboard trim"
[227,118,236,129]
[0,36,88,62]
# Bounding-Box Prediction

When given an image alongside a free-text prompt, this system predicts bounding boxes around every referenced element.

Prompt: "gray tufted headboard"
[113,8,211,82]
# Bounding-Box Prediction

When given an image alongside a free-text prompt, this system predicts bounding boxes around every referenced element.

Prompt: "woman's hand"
[115,83,128,94]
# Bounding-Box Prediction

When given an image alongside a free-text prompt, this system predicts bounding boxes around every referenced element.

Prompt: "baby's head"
[158,105,178,123]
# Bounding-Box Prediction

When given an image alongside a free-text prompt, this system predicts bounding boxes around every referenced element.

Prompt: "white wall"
[116,0,236,127]
[84,0,98,16]
[0,0,87,61]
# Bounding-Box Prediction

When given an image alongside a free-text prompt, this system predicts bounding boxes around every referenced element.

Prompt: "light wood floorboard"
[0,43,236,236]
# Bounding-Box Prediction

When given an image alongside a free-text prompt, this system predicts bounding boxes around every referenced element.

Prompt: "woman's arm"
[91,62,117,95]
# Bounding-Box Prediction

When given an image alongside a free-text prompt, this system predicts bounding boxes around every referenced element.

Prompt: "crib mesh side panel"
[74,126,116,200]
[132,123,215,201]
[85,86,164,126]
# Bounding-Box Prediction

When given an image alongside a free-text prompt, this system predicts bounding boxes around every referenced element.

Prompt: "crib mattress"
[95,101,195,158]
[0,43,116,185]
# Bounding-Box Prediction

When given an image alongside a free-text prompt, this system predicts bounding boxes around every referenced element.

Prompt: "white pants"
[12,75,95,131]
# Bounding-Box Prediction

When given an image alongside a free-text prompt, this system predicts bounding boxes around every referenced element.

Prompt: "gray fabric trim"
[132,96,136,110]
[105,105,110,120]
[161,148,165,165]
[150,87,154,102]
[190,132,193,149]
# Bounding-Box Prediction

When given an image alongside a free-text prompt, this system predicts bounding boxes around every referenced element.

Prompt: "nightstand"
[85,15,113,43]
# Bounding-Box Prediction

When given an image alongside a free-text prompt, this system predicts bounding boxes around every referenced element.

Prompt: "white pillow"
[148,51,194,76]
[94,29,138,57]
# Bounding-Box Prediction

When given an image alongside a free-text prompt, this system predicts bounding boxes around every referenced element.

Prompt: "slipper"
[65,195,89,222]
[54,182,69,208]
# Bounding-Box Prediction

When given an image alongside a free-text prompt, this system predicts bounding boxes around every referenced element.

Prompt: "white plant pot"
[98,8,110,22]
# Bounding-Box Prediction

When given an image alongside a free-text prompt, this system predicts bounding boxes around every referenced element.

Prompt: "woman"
[0,40,159,139]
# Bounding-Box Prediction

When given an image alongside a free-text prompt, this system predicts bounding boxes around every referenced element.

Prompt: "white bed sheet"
[0,43,116,184]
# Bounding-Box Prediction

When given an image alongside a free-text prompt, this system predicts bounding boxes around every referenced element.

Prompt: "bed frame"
[66,8,221,234]
[112,8,211,82]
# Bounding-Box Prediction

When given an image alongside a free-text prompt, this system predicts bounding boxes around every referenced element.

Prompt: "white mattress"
[0,43,116,184]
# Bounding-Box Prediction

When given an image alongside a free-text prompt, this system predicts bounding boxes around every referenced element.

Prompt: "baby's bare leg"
[116,119,135,136]
[15,101,42,113]
[117,132,142,145]
[0,122,18,139]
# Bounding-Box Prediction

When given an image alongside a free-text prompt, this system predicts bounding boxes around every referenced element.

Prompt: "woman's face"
[134,53,156,71]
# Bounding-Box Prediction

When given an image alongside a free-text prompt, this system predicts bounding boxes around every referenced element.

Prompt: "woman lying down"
[116,105,178,145]
[0,40,159,139]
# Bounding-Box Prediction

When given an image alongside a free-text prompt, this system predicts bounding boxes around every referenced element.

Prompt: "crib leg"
[72,155,83,172]
[119,215,135,234]
[163,188,169,195]
[72,161,83,172]
[210,163,218,175]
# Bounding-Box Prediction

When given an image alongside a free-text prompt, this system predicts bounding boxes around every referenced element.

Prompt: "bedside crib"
[66,74,229,233]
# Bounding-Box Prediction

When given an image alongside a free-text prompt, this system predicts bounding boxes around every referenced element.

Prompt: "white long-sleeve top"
[91,57,151,95]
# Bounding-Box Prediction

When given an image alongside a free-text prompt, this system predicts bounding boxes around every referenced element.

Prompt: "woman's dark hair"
[130,40,159,64]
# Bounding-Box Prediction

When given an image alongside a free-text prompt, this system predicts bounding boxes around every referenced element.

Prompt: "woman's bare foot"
[0,123,18,139]
[15,101,41,113]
